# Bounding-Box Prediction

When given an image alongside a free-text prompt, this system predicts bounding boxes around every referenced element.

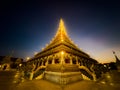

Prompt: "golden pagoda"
[27,19,98,84]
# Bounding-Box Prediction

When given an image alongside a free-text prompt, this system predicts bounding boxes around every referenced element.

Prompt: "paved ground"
[14,79,120,90]
[0,70,21,90]
[15,80,61,90]
[0,70,120,90]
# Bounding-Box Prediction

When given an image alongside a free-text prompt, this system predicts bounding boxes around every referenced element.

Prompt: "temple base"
[44,71,83,85]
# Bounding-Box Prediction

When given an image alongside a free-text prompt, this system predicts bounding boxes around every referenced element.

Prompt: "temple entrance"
[65,59,70,63]
[3,65,7,70]
[55,59,59,64]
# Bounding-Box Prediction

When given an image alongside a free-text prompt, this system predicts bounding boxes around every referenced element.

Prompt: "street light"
[19,63,22,67]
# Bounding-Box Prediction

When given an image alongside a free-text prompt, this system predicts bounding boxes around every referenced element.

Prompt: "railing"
[79,65,96,81]
[32,65,46,79]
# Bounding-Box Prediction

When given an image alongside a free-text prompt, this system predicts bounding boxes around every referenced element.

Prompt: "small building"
[0,56,23,70]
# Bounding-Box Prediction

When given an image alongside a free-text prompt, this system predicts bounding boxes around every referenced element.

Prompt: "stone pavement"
[14,79,120,90]
[0,70,120,90]
[15,80,61,90]
[0,70,22,90]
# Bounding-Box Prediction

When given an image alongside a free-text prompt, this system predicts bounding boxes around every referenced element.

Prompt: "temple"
[26,19,99,84]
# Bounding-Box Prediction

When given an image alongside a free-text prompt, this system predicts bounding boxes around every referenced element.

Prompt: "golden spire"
[55,18,68,41]
[59,18,67,35]
[59,18,65,29]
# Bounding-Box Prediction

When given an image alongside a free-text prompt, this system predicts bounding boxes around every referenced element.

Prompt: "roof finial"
[58,18,67,35]
[59,18,65,30]
[60,18,64,27]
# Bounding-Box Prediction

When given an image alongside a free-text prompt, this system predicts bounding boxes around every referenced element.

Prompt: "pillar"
[45,57,49,66]
[70,57,73,64]
[80,58,83,66]
[60,52,65,64]
[76,56,79,65]
[41,60,44,66]
[52,57,55,64]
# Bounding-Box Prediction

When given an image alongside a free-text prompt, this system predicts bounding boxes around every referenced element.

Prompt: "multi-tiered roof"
[28,19,98,82]
[34,19,89,59]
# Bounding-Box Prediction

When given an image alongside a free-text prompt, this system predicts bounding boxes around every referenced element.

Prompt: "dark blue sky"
[0,0,120,63]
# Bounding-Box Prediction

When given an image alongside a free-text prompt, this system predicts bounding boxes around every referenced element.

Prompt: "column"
[80,58,83,66]
[76,56,79,65]
[70,57,73,64]
[41,60,44,66]
[37,59,40,67]
[45,57,49,66]
[52,57,55,64]
[60,51,65,64]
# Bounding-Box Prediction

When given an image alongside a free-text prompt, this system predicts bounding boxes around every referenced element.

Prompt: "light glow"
[61,39,64,41]
[19,64,22,67]
[61,51,64,55]
[26,57,30,60]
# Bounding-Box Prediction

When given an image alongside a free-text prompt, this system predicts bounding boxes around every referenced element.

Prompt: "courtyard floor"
[0,70,120,90]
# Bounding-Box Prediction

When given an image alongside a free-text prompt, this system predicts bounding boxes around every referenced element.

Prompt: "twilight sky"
[0,0,120,63]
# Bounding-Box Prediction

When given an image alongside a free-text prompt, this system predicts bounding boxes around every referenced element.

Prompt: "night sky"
[0,0,120,63]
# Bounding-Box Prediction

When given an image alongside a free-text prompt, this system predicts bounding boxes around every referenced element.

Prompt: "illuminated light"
[61,51,64,55]
[58,19,67,36]
[19,64,22,67]
[13,81,17,83]
[60,19,64,27]
[107,75,111,78]
[101,81,106,84]
[14,74,19,78]
[108,67,111,69]
[34,52,38,55]
[110,83,114,86]
[104,65,106,67]
[61,39,64,41]
[26,57,30,60]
